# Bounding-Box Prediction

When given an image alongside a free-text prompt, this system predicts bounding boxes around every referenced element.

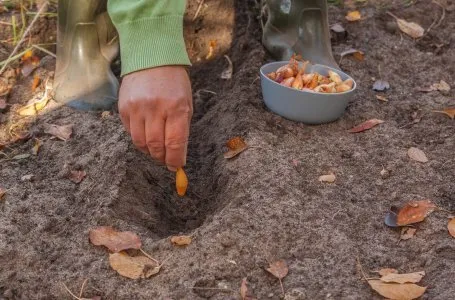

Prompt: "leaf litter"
[44,123,73,141]
[387,12,424,38]
[170,235,192,246]
[400,227,417,240]
[266,259,288,297]
[407,147,428,163]
[348,119,384,133]
[432,108,455,119]
[448,218,455,238]
[224,136,248,159]
[0,187,5,201]
[345,10,361,22]
[89,226,142,252]
[109,252,160,280]
[69,170,86,184]
[397,200,436,226]
[357,258,427,300]
[221,55,233,79]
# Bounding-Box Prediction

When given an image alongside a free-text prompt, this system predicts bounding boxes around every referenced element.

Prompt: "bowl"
[260,61,357,124]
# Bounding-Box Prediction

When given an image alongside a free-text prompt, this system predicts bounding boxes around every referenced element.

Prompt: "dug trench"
[1,0,455,299]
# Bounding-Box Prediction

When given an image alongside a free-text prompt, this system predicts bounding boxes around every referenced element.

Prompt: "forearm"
[107,0,191,76]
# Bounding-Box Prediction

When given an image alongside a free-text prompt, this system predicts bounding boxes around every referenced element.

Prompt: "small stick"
[0,48,32,67]
[139,248,160,265]
[188,287,234,292]
[32,44,56,58]
[62,283,83,300]
[279,278,285,297]
[356,256,368,281]
[79,278,88,298]
[0,1,49,75]
[192,0,205,21]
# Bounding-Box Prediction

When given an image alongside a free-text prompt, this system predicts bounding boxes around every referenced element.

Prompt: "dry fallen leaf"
[31,138,42,156]
[21,55,40,77]
[345,10,361,21]
[44,124,73,141]
[224,136,248,159]
[176,167,188,197]
[206,40,217,60]
[340,48,365,61]
[379,268,398,276]
[0,188,5,200]
[400,227,417,240]
[419,80,450,93]
[318,173,336,183]
[432,108,455,120]
[368,280,426,300]
[18,96,49,116]
[380,271,425,284]
[240,278,248,300]
[397,200,436,226]
[266,260,288,279]
[348,119,384,133]
[170,235,192,246]
[69,170,86,183]
[376,95,388,102]
[407,147,428,163]
[448,218,455,238]
[221,55,233,80]
[109,252,159,279]
[388,12,424,38]
[89,226,142,252]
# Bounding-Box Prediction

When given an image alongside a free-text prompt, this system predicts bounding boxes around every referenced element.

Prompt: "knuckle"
[165,139,187,150]
[133,138,147,149]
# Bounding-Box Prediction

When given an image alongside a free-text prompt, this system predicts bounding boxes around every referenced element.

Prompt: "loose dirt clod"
[318,173,336,183]
[69,170,86,184]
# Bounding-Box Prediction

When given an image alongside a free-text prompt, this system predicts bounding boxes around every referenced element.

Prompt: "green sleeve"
[107,0,191,76]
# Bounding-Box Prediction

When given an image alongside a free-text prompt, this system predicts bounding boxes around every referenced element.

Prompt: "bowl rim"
[260,61,357,96]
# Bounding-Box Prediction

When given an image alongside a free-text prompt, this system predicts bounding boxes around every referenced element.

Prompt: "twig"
[188,287,234,292]
[192,0,205,21]
[79,278,88,298]
[62,283,83,300]
[279,278,285,297]
[432,0,446,29]
[139,248,160,265]
[356,256,368,281]
[0,48,32,67]
[32,44,56,58]
[0,1,49,75]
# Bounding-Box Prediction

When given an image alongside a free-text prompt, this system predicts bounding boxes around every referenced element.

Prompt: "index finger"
[164,114,190,170]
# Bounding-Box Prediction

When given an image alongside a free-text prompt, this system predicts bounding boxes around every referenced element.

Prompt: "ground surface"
[1,0,454,299]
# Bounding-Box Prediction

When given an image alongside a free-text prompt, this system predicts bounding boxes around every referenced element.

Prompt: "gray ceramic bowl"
[260,61,356,124]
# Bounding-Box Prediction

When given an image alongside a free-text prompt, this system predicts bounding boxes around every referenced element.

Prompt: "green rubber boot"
[54,0,119,111]
[262,0,338,69]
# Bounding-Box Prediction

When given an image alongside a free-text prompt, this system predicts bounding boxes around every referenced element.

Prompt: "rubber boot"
[262,0,338,69]
[54,0,119,111]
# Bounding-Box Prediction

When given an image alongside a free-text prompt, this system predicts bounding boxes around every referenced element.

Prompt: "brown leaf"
[266,260,288,279]
[376,95,388,102]
[388,13,425,39]
[170,235,192,246]
[318,173,336,183]
[18,95,49,116]
[44,124,73,141]
[448,218,455,238]
[109,252,158,279]
[340,48,365,61]
[21,56,40,77]
[380,271,425,284]
[240,278,248,300]
[224,137,248,159]
[31,139,42,156]
[175,167,188,197]
[348,119,384,133]
[345,10,361,21]
[368,280,426,300]
[397,200,436,226]
[379,268,398,276]
[89,226,142,252]
[432,108,455,120]
[407,147,428,163]
[0,187,5,201]
[400,227,417,240]
[69,170,86,183]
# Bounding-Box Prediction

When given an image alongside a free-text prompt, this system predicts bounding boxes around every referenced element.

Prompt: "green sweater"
[107,0,191,76]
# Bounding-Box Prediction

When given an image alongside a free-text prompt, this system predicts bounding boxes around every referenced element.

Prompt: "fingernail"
[167,166,177,172]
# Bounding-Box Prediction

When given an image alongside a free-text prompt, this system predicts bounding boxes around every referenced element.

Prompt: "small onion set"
[266,56,354,94]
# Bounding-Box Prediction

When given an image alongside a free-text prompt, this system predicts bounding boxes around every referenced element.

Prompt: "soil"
[1,1,455,299]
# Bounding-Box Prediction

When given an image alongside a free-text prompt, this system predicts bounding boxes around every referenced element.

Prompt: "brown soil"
[1,1,455,299]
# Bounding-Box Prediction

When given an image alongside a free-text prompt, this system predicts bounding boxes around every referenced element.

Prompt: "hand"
[118,66,193,170]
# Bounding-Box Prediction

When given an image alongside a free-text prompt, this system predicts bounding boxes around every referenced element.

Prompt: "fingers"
[129,117,148,154]
[164,113,190,170]
[145,116,165,163]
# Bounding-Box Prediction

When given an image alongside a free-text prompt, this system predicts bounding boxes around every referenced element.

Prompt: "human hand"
[118,66,193,170]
